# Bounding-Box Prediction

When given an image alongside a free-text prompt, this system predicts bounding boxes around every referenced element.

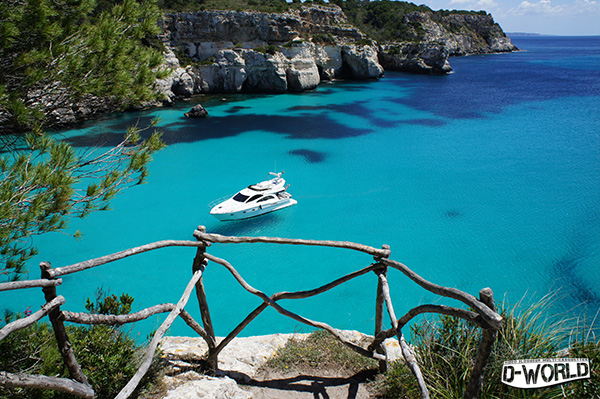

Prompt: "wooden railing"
[0,226,502,399]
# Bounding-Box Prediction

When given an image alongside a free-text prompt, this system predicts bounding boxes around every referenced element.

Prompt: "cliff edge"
[156,3,517,101]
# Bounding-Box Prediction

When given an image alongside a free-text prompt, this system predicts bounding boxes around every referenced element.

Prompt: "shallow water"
[6,36,600,341]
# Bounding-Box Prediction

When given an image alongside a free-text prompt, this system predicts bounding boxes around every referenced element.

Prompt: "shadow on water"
[444,209,463,218]
[388,53,600,120]
[209,212,284,236]
[552,253,599,306]
[551,211,600,311]
[289,149,327,163]
[64,112,374,148]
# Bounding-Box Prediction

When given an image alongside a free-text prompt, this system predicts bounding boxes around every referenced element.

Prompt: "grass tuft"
[264,329,378,374]
[377,292,600,399]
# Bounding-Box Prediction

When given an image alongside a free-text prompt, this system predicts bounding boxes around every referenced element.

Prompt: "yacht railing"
[0,226,502,399]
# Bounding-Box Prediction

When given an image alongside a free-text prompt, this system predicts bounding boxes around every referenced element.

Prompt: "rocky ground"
[156,331,402,398]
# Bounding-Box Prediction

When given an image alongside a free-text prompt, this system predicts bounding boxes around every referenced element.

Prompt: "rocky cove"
[34,3,518,131]
[155,4,517,103]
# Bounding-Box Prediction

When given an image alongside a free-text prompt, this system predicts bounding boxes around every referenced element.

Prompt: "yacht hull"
[211,198,297,221]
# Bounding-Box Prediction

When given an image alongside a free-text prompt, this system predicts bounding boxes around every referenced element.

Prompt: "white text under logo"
[502,358,590,389]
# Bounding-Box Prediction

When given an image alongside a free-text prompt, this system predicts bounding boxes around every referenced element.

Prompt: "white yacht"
[209,172,297,221]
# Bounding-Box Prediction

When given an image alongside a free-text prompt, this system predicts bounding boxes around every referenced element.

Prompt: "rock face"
[379,42,452,75]
[159,331,403,398]
[156,5,385,101]
[184,104,208,118]
[7,4,516,129]
[155,4,516,101]
[377,11,516,75]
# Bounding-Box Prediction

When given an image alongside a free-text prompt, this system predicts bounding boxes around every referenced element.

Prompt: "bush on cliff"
[0,0,167,133]
[158,0,294,13]
[0,290,164,399]
[331,0,499,44]
[1,0,167,280]
[331,0,432,42]
[379,294,600,398]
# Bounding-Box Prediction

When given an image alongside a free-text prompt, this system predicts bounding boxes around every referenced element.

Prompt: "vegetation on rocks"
[265,329,378,373]
[331,0,501,44]
[157,0,332,13]
[378,294,600,398]
[263,295,598,399]
[0,0,166,281]
[331,0,432,42]
[0,290,164,399]
[0,0,167,133]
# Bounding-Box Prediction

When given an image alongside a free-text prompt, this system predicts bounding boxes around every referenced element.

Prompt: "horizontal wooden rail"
[0,372,94,398]
[194,227,391,258]
[0,278,62,292]
[63,304,215,349]
[0,296,65,341]
[48,240,205,278]
[381,258,502,329]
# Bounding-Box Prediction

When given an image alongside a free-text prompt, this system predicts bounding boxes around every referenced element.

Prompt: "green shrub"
[253,44,279,55]
[265,329,377,373]
[380,295,600,398]
[312,33,337,45]
[0,290,164,399]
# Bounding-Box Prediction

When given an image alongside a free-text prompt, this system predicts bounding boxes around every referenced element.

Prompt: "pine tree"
[0,0,168,280]
[0,0,167,133]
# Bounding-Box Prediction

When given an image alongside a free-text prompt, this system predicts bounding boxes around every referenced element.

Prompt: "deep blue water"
[5,36,600,341]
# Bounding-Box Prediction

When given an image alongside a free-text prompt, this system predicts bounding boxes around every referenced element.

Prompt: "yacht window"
[257,196,274,203]
[233,193,249,202]
[246,194,262,203]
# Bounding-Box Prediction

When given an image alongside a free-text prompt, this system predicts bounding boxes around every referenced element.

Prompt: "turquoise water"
[5,36,600,340]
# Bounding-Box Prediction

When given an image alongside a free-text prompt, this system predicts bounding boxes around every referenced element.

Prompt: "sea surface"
[6,36,600,341]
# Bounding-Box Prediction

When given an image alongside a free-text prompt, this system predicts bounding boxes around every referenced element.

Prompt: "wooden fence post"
[192,226,217,371]
[463,287,498,399]
[39,262,90,387]
[374,261,388,372]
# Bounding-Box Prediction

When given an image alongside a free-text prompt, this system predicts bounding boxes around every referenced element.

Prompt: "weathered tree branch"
[115,268,203,399]
[398,304,485,329]
[381,258,502,329]
[40,262,89,387]
[47,240,205,278]
[378,272,430,399]
[463,288,498,399]
[0,278,62,292]
[375,264,388,372]
[367,304,484,353]
[0,371,94,398]
[0,296,65,342]
[191,227,216,369]
[62,304,175,325]
[62,304,215,349]
[194,227,391,258]
[202,252,385,362]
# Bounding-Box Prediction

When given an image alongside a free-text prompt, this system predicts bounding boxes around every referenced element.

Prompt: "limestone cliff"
[157,5,383,101]
[377,11,516,75]
[156,4,516,100]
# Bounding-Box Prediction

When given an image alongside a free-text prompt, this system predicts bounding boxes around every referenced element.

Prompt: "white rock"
[163,372,251,399]
[342,44,384,79]
[161,333,298,378]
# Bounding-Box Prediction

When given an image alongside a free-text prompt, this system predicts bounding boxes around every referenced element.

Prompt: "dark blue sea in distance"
[7,36,600,341]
